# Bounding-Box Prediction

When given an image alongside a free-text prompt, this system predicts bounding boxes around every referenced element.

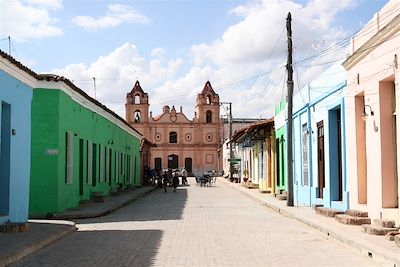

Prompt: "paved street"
[11,178,380,267]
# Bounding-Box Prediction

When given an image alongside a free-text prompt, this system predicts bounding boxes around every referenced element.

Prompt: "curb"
[0,223,77,267]
[49,187,157,220]
[221,178,400,267]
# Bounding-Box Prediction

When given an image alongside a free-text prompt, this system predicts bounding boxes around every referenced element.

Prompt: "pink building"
[343,0,400,224]
[125,81,223,175]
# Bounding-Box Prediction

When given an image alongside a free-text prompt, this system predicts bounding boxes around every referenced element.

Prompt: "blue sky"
[0,0,389,118]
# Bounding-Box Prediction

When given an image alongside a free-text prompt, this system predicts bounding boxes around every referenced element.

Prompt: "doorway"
[168,154,178,169]
[317,121,325,198]
[328,109,343,201]
[185,157,192,173]
[154,157,162,172]
[79,139,84,196]
[0,102,11,216]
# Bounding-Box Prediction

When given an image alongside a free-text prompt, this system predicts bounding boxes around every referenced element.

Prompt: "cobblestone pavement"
[11,178,381,267]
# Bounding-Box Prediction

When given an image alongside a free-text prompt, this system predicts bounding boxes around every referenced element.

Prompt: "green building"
[274,100,287,193]
[29,75,142,215]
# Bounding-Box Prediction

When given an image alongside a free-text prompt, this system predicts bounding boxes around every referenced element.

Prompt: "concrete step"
[275,194,287,201]
[315,207,344,218]
[344,209,368,218]
[395,235,400,247]
[312,204,323,210]
[0,223,29,233]
[361,224,399,235]
[335,214,371,225]
[385,231,400,241]
[372,219,396,228]
[246,183,259,189]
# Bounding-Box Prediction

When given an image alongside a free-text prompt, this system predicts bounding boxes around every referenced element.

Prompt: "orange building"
[125,80,223,175]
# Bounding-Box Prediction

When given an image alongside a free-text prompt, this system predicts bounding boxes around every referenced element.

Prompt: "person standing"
[162,171,169,193]
[172,170,179,192]
[181,167,188,185]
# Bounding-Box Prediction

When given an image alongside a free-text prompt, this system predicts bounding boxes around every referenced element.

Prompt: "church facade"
[125,81,223,175]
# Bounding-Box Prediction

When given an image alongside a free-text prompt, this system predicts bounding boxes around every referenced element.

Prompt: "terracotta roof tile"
[0,49,142,138]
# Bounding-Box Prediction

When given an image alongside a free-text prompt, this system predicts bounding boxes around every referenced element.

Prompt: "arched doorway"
[168,154,178,169]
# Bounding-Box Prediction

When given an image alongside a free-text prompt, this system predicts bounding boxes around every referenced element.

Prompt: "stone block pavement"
[1,180,399,267]
[0,186,156,267]
[220,178,400,267]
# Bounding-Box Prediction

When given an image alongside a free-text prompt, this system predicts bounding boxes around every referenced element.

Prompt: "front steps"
[315,207,344,217]
[395,235,400,247]
[385,231,400,241]
[0,223,29,233]
[274,191,287,201]
[335,209,371,225]
[361,219,399,235]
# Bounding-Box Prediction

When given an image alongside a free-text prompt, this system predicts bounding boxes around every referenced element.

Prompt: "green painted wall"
[275,126,287,192]
[275,99,287,192]
[30,89,141,215]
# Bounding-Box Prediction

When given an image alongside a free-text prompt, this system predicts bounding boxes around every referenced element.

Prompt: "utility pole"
[93,77,97,100]
[229,102,234,181]
[286,12,294,206]
[220,102,233,180]
[8,36,11,55]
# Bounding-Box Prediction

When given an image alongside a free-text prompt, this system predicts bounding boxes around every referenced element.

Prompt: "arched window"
[134,95,140,104]
[169,131,177,143]
[206,110,212,123]
[134,110,141,123]
[206,96,211,105]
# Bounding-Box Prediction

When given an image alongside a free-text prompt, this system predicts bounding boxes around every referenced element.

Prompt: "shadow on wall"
[11,230,163,267]
[77,188,188,224]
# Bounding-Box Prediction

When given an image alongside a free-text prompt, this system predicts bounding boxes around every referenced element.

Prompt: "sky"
[0,0,389,119]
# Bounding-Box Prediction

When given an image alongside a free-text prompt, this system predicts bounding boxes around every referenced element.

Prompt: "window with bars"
[87,141,93,185]
[65,132,73,184]
[99,145,105,182]
[105,147,110,183]
[116,151,119,182]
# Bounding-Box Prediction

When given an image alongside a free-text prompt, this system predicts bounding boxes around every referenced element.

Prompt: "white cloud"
[0,0,63,41]
[50,43,183,116]
[25,0,63,10]
[151,47,166,58]
[186,0,354,117]
[50,0,357,119]
[72,4,150,32]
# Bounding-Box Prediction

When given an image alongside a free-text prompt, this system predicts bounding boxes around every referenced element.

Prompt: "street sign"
[228,158,241,163]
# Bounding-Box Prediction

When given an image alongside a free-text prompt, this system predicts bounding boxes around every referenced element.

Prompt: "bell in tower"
[125,80,149,125]
[195,81,220,123]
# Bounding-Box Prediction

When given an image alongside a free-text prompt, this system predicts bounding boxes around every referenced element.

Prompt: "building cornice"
[343,13,400,70]
[0,55,37,88]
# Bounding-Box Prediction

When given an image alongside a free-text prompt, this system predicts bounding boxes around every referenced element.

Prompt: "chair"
[210,176,216,186]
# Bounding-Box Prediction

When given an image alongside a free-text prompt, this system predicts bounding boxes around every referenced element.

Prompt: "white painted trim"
[36,80,142,140]
[0,58,37,88]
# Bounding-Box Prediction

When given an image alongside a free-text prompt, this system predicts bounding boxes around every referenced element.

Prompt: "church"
[125,80,223,176]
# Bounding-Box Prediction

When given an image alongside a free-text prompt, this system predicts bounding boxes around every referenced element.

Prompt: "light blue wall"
[291,63,348,210]
[0,70,33,224]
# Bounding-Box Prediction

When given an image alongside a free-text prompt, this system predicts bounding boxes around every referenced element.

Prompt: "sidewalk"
[220,178,400,267]
[0,186,156,267]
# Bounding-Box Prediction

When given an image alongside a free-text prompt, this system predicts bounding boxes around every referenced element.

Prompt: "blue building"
[291,63,348,211]
[0,51,35,225]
